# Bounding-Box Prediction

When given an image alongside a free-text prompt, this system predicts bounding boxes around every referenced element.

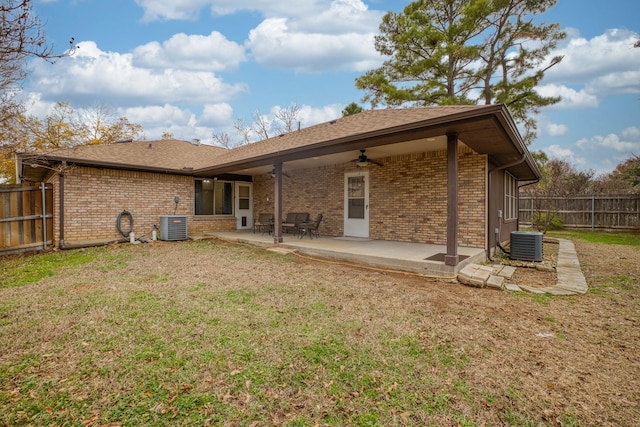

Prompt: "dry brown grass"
[0,236,638,426]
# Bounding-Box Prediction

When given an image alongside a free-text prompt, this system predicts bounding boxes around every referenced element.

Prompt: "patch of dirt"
[495,239,559,288]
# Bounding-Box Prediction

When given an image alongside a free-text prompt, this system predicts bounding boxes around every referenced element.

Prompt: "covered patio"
[193,105,539,269]
[204,231,486,277]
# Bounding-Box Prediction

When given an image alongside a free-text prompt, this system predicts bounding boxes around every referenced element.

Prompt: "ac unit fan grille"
[159,215,188,241]
[510,231,543,262]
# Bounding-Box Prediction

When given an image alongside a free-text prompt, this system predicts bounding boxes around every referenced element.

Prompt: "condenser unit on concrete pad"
[160,215,188,241]
[510,231,543,262]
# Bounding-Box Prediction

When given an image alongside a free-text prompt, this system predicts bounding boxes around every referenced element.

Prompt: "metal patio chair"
[298,213,323,239]
[254,213,274,234]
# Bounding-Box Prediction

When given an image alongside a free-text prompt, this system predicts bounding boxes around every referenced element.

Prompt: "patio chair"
[298,213,323,239]
[282,212,310,234]
[254,213,274,234]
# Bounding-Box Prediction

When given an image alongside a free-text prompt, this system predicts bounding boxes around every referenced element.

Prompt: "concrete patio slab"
[200,233,587,296]
[206,231,486,277]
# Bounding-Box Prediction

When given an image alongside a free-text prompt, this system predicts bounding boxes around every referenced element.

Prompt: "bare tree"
[210,103,302,149]
[211,130,233,148]
[0,0,76,127]
[252,110,271,140]
[273,103,301,134]
[232,118,253,145]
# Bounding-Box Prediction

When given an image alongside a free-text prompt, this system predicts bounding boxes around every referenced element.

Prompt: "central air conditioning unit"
[510,231,543,262]
[159,215,188,241]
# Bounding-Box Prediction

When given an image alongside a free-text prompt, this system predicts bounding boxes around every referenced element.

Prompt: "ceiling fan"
[355,149,383,167]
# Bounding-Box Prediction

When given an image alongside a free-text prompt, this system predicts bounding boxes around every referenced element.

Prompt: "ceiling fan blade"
[355,149,383,166]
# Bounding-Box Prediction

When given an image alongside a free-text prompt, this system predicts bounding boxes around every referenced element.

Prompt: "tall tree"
[592,155,640,193]
[342,102,364,116]
[356,0,565,143]
[0,103,143,182]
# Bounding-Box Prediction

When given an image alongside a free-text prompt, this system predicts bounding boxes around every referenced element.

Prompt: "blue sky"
[23,0,640,174]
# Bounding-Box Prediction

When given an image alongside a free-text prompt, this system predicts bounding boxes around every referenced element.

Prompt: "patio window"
[194,179,233,215]
[504,172,518,220]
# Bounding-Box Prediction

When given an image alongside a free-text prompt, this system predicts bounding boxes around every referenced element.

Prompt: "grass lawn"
[1,235,638,426]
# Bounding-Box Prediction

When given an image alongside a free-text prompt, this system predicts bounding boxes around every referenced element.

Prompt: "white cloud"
[540,29,640,105]
[121,104,195,127]
[545,122,568,137]
[622,126,640,140]
[133,32,246,72]
[297,104,342,126]
[290,0,383,34]
[241,0,384,72]
[201,103,234,125]
[545,144,588,169]
[533,126,640,174]
[535,84,599,109]
[576,128,640,153]
[22,93,57,118]
[546,144,575,159]
[134,0,373,23]
[546,29,640,82]
[133,0,384,72]
[246,18,380,72]
[28,41,247,107]
[120,104,235,143]
[587,70,640,97]
[134,0,209,21]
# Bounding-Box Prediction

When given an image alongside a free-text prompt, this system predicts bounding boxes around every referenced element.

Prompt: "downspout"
[487,154,528,261]
[58,166,65,249]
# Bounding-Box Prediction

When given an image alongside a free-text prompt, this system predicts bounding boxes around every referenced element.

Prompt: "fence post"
[41,183,47,250]
[531,198,534,226]
[592,194,595,231]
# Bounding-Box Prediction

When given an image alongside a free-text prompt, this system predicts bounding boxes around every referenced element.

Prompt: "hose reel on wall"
[116,210,133,238]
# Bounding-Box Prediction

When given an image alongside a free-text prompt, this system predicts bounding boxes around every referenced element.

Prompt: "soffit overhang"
[192,104,540,181]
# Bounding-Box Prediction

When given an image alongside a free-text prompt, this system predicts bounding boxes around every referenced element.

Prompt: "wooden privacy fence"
[1,184,54,254]
[519,195,640,230]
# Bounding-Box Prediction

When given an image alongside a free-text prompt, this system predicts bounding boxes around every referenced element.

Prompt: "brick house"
[16,104,540,267]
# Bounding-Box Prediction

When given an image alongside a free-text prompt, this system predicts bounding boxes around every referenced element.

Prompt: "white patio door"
[344,172,369,237]
[235,182,253,230]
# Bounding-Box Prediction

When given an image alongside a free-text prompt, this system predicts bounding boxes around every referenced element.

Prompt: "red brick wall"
[51,167,236,245]
[254,146,487,247]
